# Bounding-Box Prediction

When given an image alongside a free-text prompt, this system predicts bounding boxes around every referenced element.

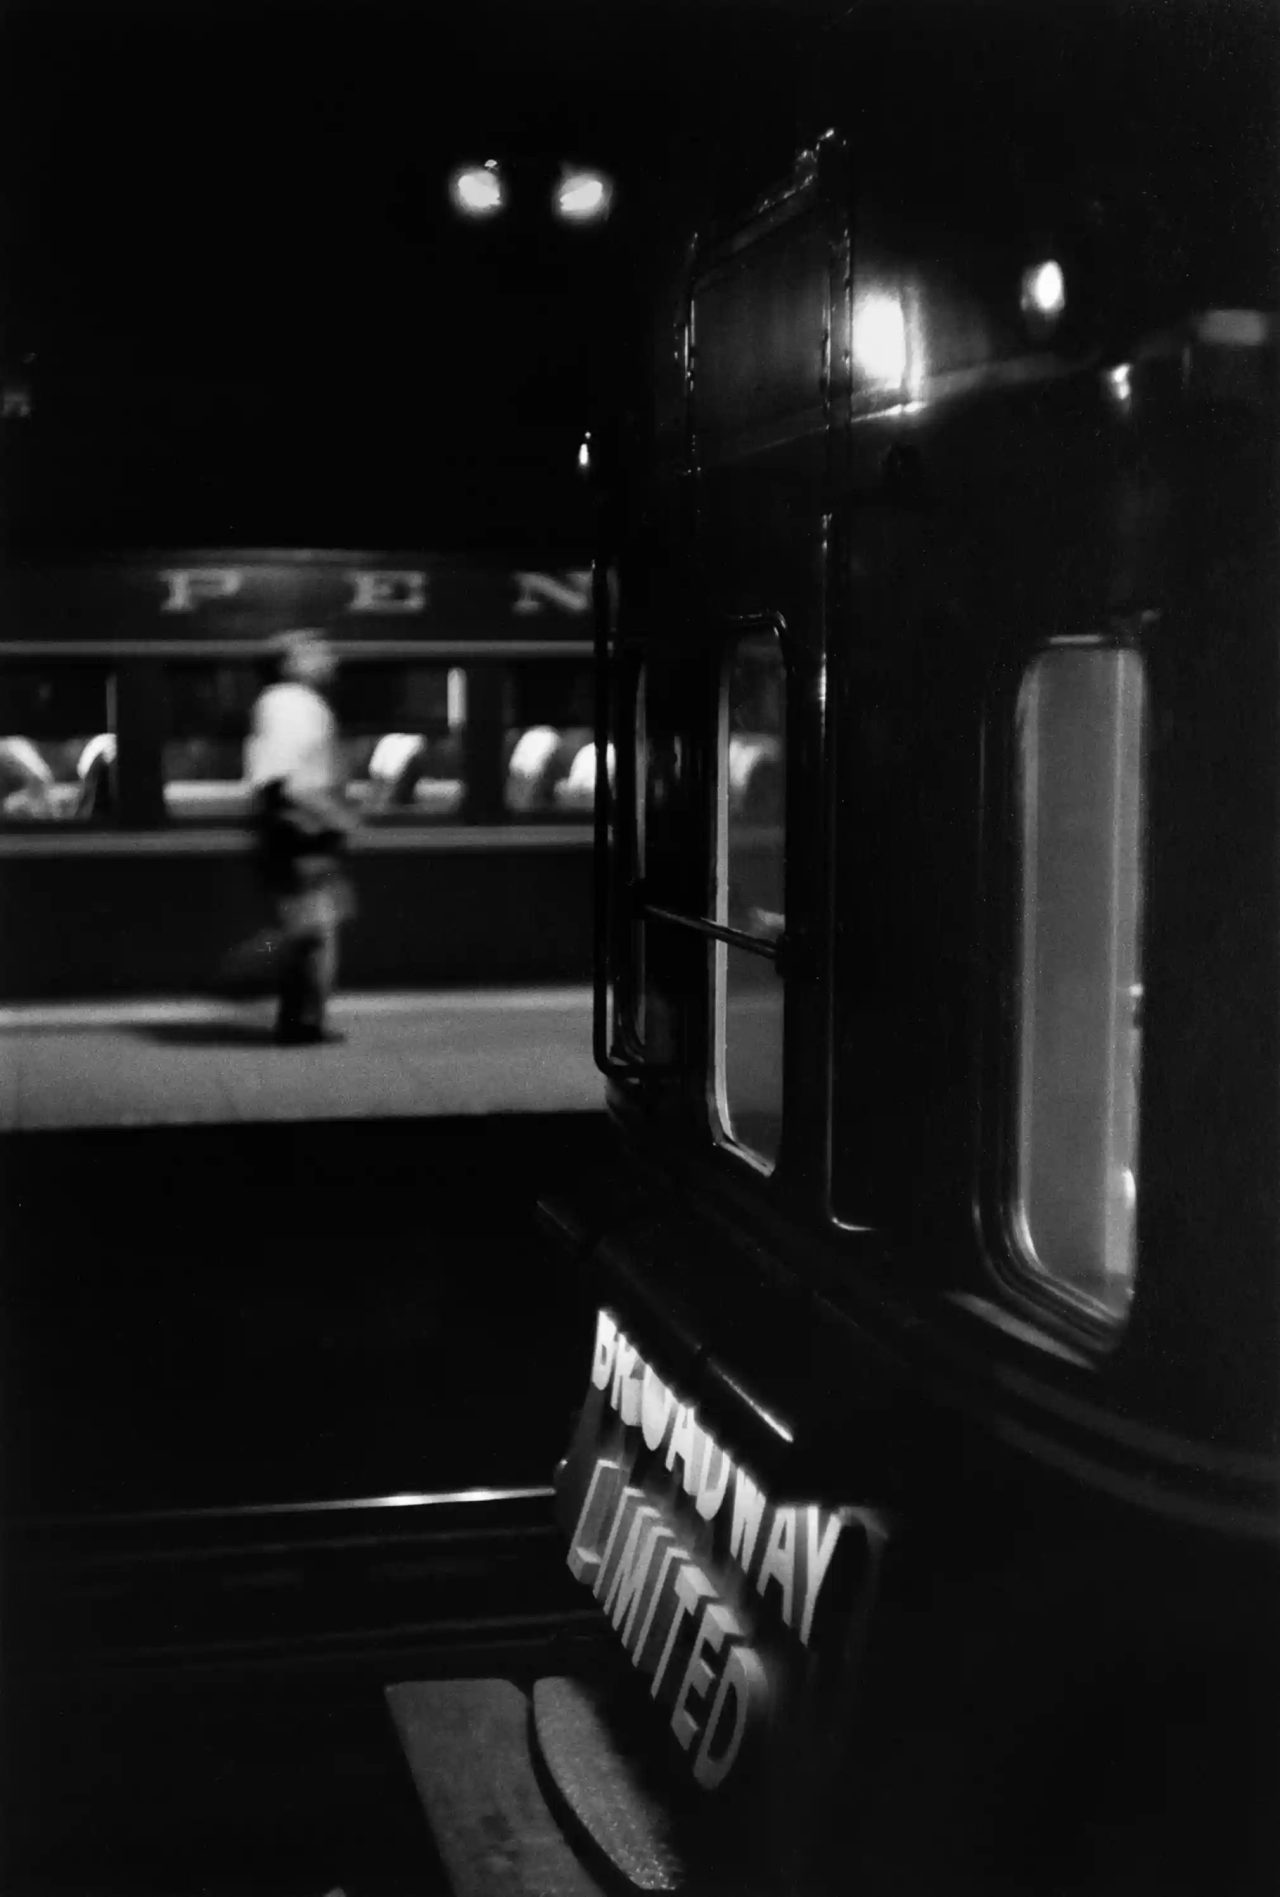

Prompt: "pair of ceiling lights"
[449,161,613,223]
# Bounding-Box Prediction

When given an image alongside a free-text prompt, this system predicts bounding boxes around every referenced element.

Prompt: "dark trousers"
[277,929,333,1035]
[269,853,343,1037]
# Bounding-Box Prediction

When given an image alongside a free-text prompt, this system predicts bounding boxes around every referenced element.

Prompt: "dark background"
[0,0,1270,554]
[0,0,828,551]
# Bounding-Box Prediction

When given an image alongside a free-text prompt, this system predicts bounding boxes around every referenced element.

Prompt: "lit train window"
[338,664,463,819]
[0,664,115,823]
[1012,645,1145,1324]
[161,661,468,822]
[502,660,593,816]
[713,631,786,1171]
[623,658,683,1067]
[163,663,262,821]
[631,660,648,1044]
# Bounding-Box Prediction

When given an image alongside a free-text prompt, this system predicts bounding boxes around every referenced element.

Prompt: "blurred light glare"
[1105,363,1134,412]
[451,163,505,216]
[853,292,909,387]
[1022,259,1066,323]
[555,169,612,223]
[578,433,591,472]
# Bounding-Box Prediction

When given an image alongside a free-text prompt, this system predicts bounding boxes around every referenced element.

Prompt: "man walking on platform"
[245,630,354,1045]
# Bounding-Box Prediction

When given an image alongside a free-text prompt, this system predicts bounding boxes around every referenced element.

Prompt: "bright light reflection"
[578,433,591,471]
[1105,363,1133,411]
[450,163,505,216]
[555,170,612,222]
[1022,259,1066,322]
[853,291,908,387]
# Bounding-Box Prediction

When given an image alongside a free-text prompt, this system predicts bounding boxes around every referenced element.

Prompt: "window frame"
[705,616,790,1176]
[987,630,1150,1342]
[0,657,120,828]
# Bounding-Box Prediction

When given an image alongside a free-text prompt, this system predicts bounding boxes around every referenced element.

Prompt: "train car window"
[713,631,787,1170]
[630,660,648,1045]
[503,659,594,816]
[338,663,464,820]
[162,663,265,822]
[617,655,684,1068]
[1011,645,1145,1324]
[0,663,116,823]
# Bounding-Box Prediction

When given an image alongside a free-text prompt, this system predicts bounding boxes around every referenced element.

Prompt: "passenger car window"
[713,631,787,1170]
[1012,645,1145,1323]
[162,661,467,822]
[338,663,464,819]
[0,664,116,823]
[163,663,262,821]
[503,659,593,816]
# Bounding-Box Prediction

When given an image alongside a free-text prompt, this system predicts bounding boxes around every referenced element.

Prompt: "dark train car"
[0,548,597,998]
[514,5,1279,1893]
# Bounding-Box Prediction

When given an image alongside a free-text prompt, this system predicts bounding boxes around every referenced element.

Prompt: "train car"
[0,547,598,999]
[512,5,1279,1893]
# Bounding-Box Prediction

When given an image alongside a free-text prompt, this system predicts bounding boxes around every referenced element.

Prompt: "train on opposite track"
[0,547,599,999]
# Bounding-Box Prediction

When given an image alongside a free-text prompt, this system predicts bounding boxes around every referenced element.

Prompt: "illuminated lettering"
[755,1506,797,1630]
[346,570,427,614]
[651,1562,715,1703]
[679,1419,708,1502]
[611,1332,643,1426]
[604,1504,664,1637]
[591,1310,617,1391]
[694,1437,731,1523]
[159,568,241,613]
[665,1402,700,1491]
[728,1466,767,1575]
[565,1456,623,1586]
[594,1485,645,1607]
[694,1641,768,1790]
[511,569,592,616]
[799,1507,844,1647]
[640,1361,674,1451]
[671,1599,743,1753]
[621,1521,676,1649]
[630,1539,685,1674]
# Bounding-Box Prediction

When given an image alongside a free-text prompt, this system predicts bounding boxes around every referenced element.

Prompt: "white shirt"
[245,682,338,796]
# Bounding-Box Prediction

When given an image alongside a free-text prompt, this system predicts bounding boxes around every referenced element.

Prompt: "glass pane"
[714,630,786,1170]
[717,941,784,1169]
[724,636,786,937]
[1014,647,1145,1322]
[504,663,595,811]
[630,662,647,1046]
[338,664,463,819]
[163,663,261,821]
[503,661,593,814]
[0,665,114,823]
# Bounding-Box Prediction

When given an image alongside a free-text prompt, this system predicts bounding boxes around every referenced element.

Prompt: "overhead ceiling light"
[554,169,613,223]
[450,162,505,217]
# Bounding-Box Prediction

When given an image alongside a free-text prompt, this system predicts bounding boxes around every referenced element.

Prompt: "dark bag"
[255,781,347,894]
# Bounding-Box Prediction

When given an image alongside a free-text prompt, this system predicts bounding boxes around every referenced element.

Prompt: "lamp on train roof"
[554,167,613,223]
[450,160,505,217]
[1105,362,1134,414]
[1021,259,1066,330]
[852,291,909,388]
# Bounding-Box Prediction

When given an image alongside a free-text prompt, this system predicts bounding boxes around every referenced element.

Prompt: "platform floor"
[0,986,601,1130]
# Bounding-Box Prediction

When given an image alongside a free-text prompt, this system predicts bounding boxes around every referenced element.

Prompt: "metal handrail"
[640,900,782,962]
[591,560,644,1077]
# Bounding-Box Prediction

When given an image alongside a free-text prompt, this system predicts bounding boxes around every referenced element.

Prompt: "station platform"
[0,985,601,1131]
